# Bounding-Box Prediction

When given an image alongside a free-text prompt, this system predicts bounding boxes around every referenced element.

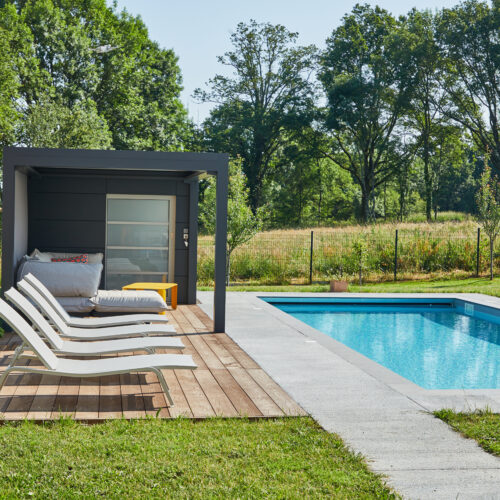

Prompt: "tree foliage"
[436,0,500,171]
[319,5,414,222]
[476,157,500,278]
[0,0,191,151]
[195,20,317,210]
[200,159,263,283]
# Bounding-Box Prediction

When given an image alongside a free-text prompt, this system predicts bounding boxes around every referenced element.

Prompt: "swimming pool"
[263,297,500,390]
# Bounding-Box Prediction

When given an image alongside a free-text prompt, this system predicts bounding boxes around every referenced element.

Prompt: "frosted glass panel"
[105,195,174,289]
[107,273,168,290]
[107,249,169,273]
[107,198,170,223]
[107,224,169,248]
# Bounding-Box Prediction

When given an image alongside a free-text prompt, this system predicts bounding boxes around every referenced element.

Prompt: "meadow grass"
[0,417,397,499]
[198,218,491,286]
[435,409,500,457]
[198,275,500,296]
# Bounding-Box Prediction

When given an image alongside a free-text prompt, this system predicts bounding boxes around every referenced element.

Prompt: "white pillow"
[92,290,167,313]
[30,248,103,264]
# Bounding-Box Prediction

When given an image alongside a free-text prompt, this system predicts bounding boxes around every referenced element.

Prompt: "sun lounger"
[18,280,177,340]
[5,287,185,355]
[0,299,196,406]
[23,273,171,327]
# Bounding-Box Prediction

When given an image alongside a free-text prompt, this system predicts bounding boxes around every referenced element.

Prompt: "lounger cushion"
[30,249,103,264]
[92,290,167,313]
[18,261,103,298]
[55,296,95,313]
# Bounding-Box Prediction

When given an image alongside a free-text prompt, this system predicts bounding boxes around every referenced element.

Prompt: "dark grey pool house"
[2,147,228,332]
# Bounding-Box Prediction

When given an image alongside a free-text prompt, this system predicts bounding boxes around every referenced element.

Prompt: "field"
[198,215,493,286]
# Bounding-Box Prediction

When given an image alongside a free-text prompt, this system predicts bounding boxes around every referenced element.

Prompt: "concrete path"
[199,292,500,499]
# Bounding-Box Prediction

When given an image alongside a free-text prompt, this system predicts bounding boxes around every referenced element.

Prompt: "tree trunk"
[423,151,432,222]
[226,252,231,286]
[361,188,370,223]
[490,238,494,280]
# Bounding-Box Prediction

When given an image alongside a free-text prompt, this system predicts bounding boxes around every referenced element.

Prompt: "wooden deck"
[0,305,306,421]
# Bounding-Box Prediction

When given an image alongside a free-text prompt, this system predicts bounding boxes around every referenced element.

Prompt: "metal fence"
[197,228,493,285]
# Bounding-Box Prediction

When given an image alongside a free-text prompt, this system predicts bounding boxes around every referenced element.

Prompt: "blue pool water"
[264,299,500,389]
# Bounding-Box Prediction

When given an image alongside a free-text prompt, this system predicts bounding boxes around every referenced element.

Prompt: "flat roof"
[3,147,229,177]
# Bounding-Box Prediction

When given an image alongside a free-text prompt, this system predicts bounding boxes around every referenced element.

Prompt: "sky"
[111,0,459,123]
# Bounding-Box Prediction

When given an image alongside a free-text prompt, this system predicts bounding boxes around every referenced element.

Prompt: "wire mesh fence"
[198,227,495,286]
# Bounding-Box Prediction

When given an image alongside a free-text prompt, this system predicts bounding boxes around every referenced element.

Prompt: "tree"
[401,9,450,221]
[200,159,263,284]
[476,159,500,279]
[0,25,19,153]
[20,98,112,148]
[319,5,414,222]
[0,0,191,151]
[196,20,317,210]
[436,0,500,171]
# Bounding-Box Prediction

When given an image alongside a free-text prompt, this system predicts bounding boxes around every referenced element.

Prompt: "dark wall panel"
[28,173,194,303]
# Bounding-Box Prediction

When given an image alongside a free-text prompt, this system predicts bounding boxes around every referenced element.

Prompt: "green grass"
[198,276,500,297]
[0,417,397,499]
[435,409,500,457]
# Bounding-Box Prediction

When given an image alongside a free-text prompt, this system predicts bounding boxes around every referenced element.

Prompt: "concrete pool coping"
[198,291,500,499]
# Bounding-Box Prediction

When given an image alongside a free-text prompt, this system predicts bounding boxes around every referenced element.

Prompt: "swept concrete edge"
[198,291,500,500]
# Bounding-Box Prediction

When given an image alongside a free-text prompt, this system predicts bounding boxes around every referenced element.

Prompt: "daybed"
[17,250,167,314]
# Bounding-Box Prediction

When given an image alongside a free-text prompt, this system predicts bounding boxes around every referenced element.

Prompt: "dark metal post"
[476,227,481,277]
[394,229,398,281]
[214,166,228,332]
[309,230,314,284]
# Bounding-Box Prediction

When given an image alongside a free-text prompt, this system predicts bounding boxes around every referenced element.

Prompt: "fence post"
[309,230,314,284]
[476,227,481,277]
[394,229,398,281]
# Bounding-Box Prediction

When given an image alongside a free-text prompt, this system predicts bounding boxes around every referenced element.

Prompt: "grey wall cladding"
[28,173,192,303]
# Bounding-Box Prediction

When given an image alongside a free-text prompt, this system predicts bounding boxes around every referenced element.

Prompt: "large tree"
[436,0,500,171]
[0,0,191,151]
[319,5,414,222]
[401,9,453,221]
[196,20,317,210]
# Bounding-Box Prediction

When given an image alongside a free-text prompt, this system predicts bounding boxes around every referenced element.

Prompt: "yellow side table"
[122,282,178,315]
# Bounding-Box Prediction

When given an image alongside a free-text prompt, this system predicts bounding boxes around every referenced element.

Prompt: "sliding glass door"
[105,194,175,289]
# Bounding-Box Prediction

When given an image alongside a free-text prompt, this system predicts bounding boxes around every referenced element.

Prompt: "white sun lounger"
[5,288,185,356]
[23,273,171,328]
[0,299,196,406]
[18,280,177,340]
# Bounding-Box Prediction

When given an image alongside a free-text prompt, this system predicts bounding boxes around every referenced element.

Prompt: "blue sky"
[111,0,459,123]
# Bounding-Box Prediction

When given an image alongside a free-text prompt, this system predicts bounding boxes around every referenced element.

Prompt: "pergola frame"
[2,147,228,332]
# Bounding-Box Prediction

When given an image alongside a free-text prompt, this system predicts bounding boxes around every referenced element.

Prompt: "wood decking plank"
[28,374,61,420]
[175,369,215,418]
[188,335,225,370]
[248,368,307,416]
[222,342,261,369]
[99,374,123,419]
[193,369,238,417]
[189,305,214,330]
[203,335,240,368]
[162,369,193,418]
[210,369,262,417]
[181,306,206,330]
[51,376,80,418]
[75,377,100,420]
[227,367,284,417]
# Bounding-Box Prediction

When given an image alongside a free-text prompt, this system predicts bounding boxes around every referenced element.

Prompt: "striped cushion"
[51,254,89,264]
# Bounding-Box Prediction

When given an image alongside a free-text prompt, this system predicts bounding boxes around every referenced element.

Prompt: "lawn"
[435,410,500,457]
[0,417,397,499]
[198,276,500,297]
